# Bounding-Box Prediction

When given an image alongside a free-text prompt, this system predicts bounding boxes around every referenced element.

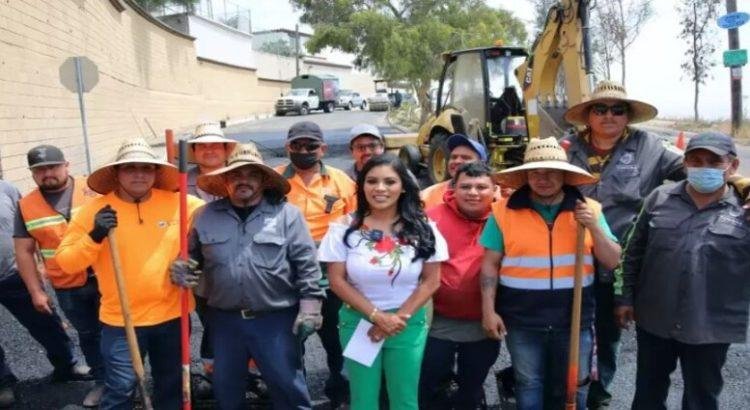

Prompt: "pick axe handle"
[565,223,586,410]
[108,231,153,410]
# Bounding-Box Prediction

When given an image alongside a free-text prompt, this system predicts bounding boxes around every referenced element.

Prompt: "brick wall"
[0,0,286,191]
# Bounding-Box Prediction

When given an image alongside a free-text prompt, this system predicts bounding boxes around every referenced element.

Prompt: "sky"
[237,0,750,120]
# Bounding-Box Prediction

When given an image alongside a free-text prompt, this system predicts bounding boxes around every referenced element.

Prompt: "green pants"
[339,305,428,410]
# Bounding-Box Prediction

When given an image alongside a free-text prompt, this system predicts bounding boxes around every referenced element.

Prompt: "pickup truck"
[275,88,320,116]
[336,90,366,110]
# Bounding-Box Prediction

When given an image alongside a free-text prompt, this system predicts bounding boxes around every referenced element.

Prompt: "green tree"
[134,0,199,13]
[259,39,296,57]
[291,0,527,122]
[677,0,721,121]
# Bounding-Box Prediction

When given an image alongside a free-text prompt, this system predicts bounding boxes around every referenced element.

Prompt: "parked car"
[367,92,391,111]
[275,88,320,116]
[337,89,366,110]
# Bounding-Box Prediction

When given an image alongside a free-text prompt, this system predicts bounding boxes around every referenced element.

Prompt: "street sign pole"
[74,56,93,174]
[727,0,742,136]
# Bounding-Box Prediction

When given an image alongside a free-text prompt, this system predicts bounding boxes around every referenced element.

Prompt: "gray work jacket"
[563,128,684,281]
[189,196,324,311]
[187,166,221,203]
[617,181,750,344]
[0,181,21,281]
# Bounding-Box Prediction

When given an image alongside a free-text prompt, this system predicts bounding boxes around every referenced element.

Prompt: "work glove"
[292,299,323,340]
[169,259,201,288]
[89,205,117,243]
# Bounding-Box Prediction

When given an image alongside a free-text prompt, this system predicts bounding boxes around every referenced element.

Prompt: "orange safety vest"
[491,197,599,290]
[18,177,98,289]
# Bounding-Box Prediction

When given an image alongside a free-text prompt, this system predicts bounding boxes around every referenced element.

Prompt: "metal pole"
[727,0,742,135]
[295,23,300,76]
[74,57,93,174]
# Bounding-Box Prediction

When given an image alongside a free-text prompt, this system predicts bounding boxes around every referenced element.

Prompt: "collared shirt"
[187,166,221,203]
[275,162,356,242]
[580,128,631,178]
[562,128,684,282]
[617,181,750,344]
[189,197,324,311]
[0,180,22,281]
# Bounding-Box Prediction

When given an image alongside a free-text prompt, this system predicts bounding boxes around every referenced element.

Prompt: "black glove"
[89,205,117,243]
[170,259,201,288]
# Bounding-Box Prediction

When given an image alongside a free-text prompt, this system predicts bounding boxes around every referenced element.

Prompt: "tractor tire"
[299,104,309,116]
[427,133,449,184]
[399,144,422,177]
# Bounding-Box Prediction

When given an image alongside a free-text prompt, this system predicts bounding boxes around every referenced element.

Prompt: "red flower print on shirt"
[374,236,397,253]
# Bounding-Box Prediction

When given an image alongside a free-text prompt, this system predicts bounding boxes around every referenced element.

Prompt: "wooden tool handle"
[565,223,586,409]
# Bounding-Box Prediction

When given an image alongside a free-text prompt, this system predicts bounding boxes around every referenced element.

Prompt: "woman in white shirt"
[319,154,448,410]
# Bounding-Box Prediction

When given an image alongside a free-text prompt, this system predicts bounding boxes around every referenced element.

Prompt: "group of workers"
[0,79,747,410]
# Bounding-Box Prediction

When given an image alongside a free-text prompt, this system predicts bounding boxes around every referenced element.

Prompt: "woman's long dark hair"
[344,154,436,261]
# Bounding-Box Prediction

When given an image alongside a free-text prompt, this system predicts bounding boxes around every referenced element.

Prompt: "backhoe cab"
[400,46,530,184]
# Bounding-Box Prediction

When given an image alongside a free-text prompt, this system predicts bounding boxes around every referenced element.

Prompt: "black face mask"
[289,152,319,170]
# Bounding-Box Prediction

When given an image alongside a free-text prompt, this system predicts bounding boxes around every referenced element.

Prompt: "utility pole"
[295,23,300,76]
[727,0,742,135]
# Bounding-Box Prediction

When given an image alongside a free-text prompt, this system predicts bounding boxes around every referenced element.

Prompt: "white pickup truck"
[275,88,320,116]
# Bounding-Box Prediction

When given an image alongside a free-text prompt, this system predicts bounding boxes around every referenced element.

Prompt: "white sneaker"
[83,384,105,408]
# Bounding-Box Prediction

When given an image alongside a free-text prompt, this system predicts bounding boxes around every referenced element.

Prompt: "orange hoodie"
[56,189,203,327]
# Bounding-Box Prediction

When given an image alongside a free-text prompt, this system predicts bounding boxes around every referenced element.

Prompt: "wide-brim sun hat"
[495,137,598,189]
[184,122,238,163]
[564,80,658,126]
[87,137,179,194]
[197,143,290,197]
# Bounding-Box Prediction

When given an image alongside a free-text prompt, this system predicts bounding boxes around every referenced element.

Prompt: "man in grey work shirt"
[171,144,324,410]
[0,179,90,407]
[615,132,750,410]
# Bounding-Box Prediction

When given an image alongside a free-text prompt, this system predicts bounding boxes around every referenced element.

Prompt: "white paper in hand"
[342,319,384,367]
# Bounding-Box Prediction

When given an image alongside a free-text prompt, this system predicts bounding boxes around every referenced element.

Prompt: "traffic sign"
[717,12,750,30]
[723,49,748,67]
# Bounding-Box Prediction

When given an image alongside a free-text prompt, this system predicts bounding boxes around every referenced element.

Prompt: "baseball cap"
[287,121,324,143]
[27,145,66,169]
[685,132,737,157]
[446,134,488,162]
[349,124,384,143]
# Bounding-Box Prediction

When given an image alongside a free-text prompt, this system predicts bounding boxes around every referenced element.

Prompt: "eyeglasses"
[590,103,628,116]
[352,142,383,152]
[289,142,322,152]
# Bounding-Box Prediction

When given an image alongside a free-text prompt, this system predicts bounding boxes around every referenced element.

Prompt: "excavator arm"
[516,0,594,139]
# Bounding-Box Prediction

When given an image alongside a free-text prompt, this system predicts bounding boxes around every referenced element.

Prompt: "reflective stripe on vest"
[492,198,599,290]
[18,177,96,288]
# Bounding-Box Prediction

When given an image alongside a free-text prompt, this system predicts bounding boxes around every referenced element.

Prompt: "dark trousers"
[99,318,182,410]
[0,273,75,387]
[587,282,621,409]
[56,275,104,382]
[210,306,311,410]
[632,328,729,410]
[318,289,348,401]
[419,336,500,409]
[194,295,214,361]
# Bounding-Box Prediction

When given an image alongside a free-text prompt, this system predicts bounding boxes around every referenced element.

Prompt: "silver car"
[336,90,366,110]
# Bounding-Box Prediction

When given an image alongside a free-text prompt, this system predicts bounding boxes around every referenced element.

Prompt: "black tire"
[399,144,422,176]
[275,111,284,116]
[299,104,309,116]
[323,101,334,113]
[346,102,353,111]
[427,132,449,184]
[361,101,367,110]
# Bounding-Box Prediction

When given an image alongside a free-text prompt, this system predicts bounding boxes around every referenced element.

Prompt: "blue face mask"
[686,167,726,193]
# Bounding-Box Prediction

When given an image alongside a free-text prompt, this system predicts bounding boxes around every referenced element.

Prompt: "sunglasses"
[289,142,322,152]
[590,103,628,116]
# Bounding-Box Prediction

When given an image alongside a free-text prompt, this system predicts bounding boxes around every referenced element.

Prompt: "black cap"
[27,145,66,169]
[287,121,324,143]
[685,132,737,157]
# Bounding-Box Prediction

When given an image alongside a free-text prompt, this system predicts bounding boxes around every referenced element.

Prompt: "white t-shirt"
[318,220,449,310]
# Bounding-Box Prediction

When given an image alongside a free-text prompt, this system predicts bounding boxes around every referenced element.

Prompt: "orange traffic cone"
[675,131,686,150]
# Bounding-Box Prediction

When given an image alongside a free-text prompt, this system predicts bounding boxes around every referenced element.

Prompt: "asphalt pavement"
[1,110,748,408]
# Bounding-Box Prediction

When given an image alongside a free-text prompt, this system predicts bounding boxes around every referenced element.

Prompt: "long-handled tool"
[107,231,153,410]
[165,129,176,164]
[178,139,192,409]
[565,223,586,410]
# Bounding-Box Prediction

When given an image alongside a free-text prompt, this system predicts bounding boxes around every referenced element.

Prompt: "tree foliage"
[590,7,617,81]
[527,0,558,35]
[259,39,297,57]
[290,0,527,121]
[677,0,721,121]
[596,0,653,86]
[134,0,199,12]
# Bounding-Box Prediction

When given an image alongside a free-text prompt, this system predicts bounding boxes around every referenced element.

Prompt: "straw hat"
[495,137,597,189]
[87,137,179,194]
[184,123,238,163]
[564,80,658,126]
[197,143,290,197]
